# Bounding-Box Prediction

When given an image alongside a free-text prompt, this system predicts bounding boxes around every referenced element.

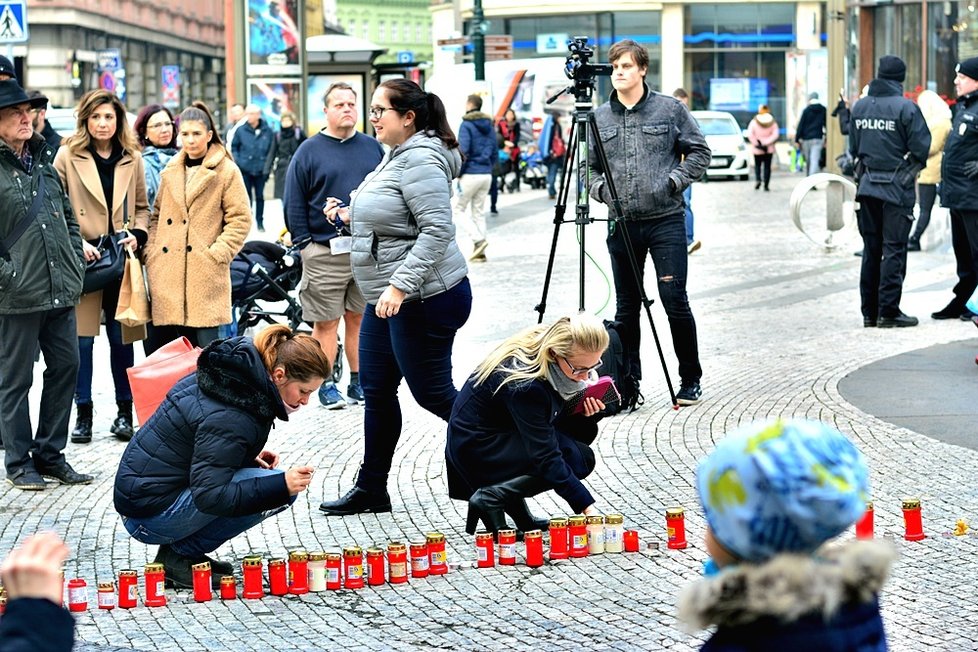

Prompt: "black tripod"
[533,51,678,408]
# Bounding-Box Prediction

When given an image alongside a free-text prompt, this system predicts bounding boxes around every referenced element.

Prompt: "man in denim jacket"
[589,39,711,406]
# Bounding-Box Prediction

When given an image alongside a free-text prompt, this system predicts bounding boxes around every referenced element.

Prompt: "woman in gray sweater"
[320,79,472,515]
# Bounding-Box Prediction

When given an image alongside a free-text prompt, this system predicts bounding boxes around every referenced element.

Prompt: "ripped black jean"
[606,214,702,384]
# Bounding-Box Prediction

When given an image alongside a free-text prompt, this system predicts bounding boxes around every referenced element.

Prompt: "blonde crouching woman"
[446,313,611,535]
[144,101,251,353]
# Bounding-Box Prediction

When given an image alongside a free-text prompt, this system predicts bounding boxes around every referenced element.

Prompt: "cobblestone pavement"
[6,171,978,651]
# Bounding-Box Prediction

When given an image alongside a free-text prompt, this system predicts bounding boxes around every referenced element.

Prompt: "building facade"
[336,0,433,66]
[17,0,225,112]
[432,0,828,134]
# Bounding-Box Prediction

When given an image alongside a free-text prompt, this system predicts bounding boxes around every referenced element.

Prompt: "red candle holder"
[855,502,874,539]
[366,547,385,586]
[623,530,640,552]
[475,531,495,568]
[326,552,342,590]
[192,562,212,602]
[568,515,589,557]
[67,578,88,612]
[426,533,447,575]
[97,582,116,610]
[902,498,926,541]
[268,558,288,596]
[548,518,569,560]
[387,543,408,584]
[219,576,237,600]
[497,529,517,566]
[242,556,264,599]
[410,542,429,578]
[524,530,544,567]
[117,570,138,609]
[666,508,688,550]
[344,547,365,589]
[288,550,310,595]
[143,563,166,607]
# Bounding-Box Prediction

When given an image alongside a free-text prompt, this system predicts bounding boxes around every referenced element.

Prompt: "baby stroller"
[521,145,547,190]
[231,237,343,383]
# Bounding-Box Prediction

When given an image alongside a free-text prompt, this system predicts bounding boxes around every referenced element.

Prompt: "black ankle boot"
[71,403,93,444]
[111,400,135,441]
[503,498,550,533]
[319,486,392,515]
[154,544,195,589]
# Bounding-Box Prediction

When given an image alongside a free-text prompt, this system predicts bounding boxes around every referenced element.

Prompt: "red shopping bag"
[127,337,202,425]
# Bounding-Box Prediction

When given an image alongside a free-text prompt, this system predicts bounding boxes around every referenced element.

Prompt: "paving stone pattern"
[6,174,977,651]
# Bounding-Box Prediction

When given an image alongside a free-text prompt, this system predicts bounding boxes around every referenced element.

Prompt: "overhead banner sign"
[161,65,180,108]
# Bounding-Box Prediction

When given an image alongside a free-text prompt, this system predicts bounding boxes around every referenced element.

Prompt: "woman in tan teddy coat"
[144,102,251,353]
[54,89,150,445]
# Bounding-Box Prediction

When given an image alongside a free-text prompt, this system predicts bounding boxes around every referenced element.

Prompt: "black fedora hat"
[0,79,47,112]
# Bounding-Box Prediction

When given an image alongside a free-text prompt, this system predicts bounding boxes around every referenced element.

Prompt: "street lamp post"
[473,0,485,81]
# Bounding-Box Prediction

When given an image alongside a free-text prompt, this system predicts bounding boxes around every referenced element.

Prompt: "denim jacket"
[590,84,711,220]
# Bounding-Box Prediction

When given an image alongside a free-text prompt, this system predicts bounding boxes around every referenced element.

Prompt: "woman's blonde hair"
[64,89,139,156]
[472,313,609,392]
[253,324,331,383]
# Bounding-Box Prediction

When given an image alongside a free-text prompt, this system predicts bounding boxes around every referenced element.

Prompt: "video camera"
[563,37,613,87]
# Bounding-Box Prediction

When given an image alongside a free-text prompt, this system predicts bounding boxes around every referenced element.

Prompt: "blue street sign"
[396,51,414,64]
[0,0,28,44]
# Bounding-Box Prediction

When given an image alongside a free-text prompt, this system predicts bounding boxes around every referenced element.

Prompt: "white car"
[691,110,750,181]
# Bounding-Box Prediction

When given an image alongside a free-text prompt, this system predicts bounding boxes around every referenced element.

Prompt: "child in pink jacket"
[747,106,780,190]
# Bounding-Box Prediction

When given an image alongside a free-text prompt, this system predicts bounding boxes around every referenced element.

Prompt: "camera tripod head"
[547,36,613,107]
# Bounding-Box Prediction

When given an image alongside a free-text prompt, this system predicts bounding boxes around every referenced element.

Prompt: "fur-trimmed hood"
[679,540,896,632]
[196,336,287,422]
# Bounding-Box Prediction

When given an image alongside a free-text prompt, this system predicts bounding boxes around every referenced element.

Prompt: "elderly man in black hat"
[0,78,92,490]
[849,55,931,328]
[932,56,978,322]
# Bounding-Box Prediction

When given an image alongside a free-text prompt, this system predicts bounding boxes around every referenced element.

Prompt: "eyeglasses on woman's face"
[147,121,173,130]
[368,105,395,120]
[561,356,603,375]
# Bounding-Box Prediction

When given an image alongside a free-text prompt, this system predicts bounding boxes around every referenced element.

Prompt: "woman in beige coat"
[54,89,150,445]
[909,90,952,251]
[144,101,251,352]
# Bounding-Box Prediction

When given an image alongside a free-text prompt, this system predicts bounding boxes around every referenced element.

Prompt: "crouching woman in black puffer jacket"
[113,325,330,588]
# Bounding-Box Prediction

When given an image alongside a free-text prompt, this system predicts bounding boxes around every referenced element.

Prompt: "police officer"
[932,57,978,321]
[850,55,931,328]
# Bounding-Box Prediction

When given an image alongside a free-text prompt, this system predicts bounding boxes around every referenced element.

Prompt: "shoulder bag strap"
[0,172,47,261]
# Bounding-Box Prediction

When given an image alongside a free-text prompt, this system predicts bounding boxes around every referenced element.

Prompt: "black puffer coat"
[114,337,290,519]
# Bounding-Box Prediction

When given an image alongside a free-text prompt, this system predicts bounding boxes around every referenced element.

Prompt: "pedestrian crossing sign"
[0,0,28,44]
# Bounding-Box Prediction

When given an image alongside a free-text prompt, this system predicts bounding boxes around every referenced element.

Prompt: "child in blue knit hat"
[678,419,896,651]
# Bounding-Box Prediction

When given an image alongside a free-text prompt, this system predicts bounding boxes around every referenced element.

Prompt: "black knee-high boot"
[468,475,552,534]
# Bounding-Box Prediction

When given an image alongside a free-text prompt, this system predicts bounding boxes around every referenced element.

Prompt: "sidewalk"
[10,171,978,651]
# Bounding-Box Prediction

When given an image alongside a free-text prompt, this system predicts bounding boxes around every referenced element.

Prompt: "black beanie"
[877,55,906,83]
[957,57,978,81]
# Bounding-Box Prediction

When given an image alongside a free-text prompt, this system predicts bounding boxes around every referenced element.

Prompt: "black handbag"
[82,232,126,294]
[82,195,129,294]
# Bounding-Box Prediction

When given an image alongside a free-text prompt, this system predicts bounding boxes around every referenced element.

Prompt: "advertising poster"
[246,0,301,74]
[248,79,302,131]
[306,74,366,134]
[161,65,181,109]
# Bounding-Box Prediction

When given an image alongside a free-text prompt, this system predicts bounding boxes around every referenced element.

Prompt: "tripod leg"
[534,120,581,324]
[587,113,679,408]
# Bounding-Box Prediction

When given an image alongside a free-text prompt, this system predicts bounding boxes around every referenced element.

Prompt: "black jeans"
[912,183,938,240]
[0,308,79,476]
[754,153,772,187]
[606,215,702,384]
[355,278,472,492]
[856,197,913,319]
[242,172,266,227]
[949,208,978,308]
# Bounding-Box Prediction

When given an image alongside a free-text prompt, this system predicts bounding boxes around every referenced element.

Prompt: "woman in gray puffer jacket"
[319,79,472,516]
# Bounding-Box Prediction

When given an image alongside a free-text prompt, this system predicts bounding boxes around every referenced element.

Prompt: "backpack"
[599,320,642,415]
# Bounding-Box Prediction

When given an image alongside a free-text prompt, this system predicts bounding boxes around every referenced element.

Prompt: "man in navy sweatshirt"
[453,94,497,262]
[283,82,383,408]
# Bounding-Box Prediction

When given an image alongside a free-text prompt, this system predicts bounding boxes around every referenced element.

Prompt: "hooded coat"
[145,143,251,328]
[915,91,952,186]
[458,111,497,175]
[678,540,895,651]
[747,115,780,155]
[113,336,291,519]
[349,131,467,304]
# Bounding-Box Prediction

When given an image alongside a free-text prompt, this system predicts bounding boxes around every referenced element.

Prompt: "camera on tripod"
[563,37,613,87]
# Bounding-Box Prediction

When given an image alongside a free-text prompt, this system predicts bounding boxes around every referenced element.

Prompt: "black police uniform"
[849,78,931,323]
[938,89,978,315]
